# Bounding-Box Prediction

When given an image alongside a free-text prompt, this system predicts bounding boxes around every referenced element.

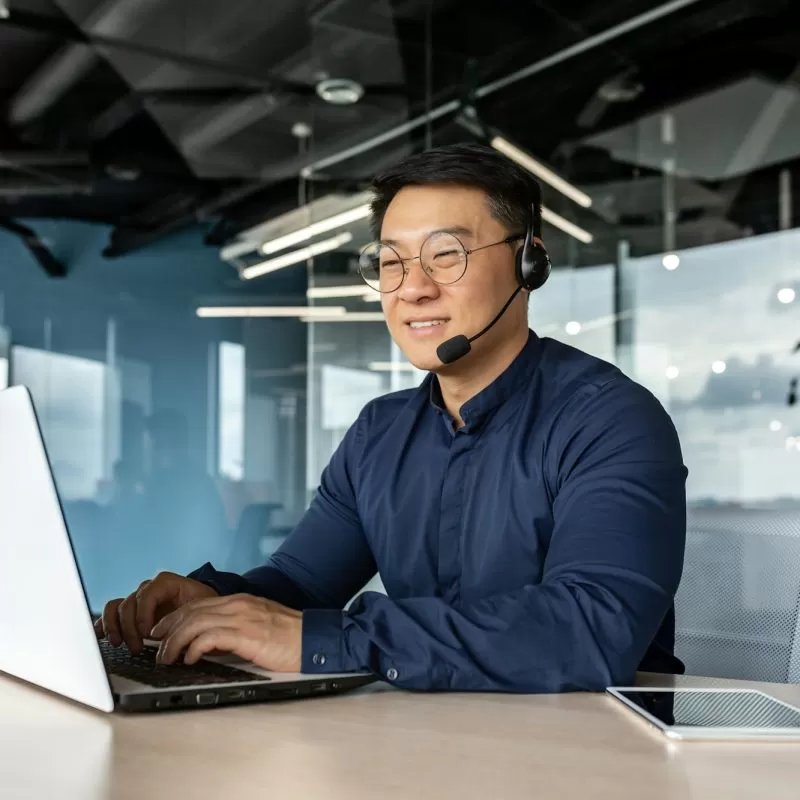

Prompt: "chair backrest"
[675,507,800,683]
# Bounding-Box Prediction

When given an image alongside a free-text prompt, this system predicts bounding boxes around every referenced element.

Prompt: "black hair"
[369,142,542,240]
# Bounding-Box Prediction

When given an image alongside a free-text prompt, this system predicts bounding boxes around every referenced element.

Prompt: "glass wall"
[621,228,800,506]
[0,220,308,610]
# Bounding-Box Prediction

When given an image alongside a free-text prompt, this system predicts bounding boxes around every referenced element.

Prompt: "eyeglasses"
[358,231,523,294]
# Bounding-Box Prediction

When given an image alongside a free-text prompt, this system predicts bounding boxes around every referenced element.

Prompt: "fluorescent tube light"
[261,205,370,255]
[491,136,593,209]
[306,284,375,299]
[300,311,386,323]
[196,306,347,318]
[368,362,420,371]
[242,232,353,280]
[541,207,594,244]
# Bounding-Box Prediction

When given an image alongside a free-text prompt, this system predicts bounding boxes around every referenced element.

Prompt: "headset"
[437,198,552,365]
[516,200,551,292]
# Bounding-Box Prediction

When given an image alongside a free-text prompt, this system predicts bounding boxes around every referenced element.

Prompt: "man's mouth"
[407,319,448,329]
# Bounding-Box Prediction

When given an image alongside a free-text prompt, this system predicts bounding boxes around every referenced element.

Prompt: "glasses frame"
[358,232,524,294]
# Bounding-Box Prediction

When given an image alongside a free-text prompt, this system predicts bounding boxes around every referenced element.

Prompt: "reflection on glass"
[0,323,9,390]
[12,346,106,500]
[218,341,245,481]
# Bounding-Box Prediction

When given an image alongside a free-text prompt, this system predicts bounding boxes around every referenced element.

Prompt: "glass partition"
[0,221,308,609]
[619,228,800,505]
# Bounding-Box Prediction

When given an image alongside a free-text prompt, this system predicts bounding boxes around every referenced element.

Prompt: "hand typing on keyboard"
[95,571,219,654]
[149,593,303,673]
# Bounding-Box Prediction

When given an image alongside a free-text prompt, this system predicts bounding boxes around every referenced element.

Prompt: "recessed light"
[316,78,364,105]
[711,360,726,374]
[564,321,582,336]
[662,253,680,270]
[777,287,796,304]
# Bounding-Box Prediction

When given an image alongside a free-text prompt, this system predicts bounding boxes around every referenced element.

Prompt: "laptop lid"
[0,385,115,712]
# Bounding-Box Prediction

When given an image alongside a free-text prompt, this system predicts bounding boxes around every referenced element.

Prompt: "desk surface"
[2,670,800,800]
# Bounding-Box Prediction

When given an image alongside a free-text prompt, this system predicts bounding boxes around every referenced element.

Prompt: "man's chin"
[396,343,442,374]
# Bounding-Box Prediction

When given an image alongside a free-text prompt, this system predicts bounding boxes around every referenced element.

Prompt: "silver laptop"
[0,385,376,713]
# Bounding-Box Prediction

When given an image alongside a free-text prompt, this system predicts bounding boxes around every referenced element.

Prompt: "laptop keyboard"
[99,640,267,688]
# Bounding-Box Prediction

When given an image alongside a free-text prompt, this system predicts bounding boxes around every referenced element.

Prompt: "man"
[97,143,688,693]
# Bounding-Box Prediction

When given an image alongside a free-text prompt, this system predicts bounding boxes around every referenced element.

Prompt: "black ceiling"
[0,0,797,267]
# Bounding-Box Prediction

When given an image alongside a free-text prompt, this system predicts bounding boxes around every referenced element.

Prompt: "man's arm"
[300,379,687,691]
[188,409,378,613]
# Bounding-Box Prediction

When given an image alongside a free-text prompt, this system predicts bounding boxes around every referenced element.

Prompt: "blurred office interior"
[0,0,798,683]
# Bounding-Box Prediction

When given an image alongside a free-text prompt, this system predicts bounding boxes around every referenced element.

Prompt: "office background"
[1,0,798,683]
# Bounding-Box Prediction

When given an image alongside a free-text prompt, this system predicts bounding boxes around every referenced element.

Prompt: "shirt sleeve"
[301,378,688,691]
[187,407,379,659]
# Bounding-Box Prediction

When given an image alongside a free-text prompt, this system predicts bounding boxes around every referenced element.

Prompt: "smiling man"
[99,143,688,693]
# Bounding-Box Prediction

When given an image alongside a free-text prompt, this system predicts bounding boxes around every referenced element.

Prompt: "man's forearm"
[188,561,320,610]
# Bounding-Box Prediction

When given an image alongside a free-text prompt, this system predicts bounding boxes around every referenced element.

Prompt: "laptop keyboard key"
[99,640,267,688]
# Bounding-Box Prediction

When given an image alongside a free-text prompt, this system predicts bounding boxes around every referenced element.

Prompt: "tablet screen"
[615,689,800,729]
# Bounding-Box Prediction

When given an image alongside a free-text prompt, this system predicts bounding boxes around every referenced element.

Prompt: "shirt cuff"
[302,609,352,673]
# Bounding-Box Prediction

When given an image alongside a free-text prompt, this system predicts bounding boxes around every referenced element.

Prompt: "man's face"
[379,184,525,372]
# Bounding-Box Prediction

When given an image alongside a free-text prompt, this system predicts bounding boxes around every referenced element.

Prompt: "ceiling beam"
[0,218,68,277]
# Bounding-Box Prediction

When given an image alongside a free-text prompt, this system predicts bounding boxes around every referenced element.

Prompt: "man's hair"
[368,142,542,240]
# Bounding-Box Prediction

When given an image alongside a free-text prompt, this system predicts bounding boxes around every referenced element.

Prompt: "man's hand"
[149,594,303,673]
[94,572,219,654]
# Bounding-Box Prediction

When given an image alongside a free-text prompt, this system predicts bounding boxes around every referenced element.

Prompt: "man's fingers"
[184,629,242,666]
[101,599,123,646]
[150,595,242,638]
[156,613,236,665]
[117,595,143,654]
[134,579,166,637]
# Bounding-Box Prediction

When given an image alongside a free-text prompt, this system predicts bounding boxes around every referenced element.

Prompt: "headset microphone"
[436,287,522,364]
[435,202,552,366]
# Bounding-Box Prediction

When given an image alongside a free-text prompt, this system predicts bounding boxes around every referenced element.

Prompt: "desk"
[2,671,799,800]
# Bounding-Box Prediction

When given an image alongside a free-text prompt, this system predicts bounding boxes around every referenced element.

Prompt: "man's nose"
[397,259,439,302]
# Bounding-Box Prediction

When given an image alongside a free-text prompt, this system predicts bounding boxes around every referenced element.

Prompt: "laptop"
[0,385,376,713]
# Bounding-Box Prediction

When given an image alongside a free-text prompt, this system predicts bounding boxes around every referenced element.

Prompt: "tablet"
[606,686,800,741]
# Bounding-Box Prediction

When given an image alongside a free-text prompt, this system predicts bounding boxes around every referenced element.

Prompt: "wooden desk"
[2,671,799,800]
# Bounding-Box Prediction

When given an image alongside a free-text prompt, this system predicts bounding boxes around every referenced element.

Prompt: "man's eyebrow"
[379,226,474,246]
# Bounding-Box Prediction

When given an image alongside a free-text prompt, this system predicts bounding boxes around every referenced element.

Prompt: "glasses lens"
[420,233,467,285]
[358,242,405,293]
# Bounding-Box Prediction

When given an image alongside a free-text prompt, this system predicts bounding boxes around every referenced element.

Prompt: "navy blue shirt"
[191,331,687,692]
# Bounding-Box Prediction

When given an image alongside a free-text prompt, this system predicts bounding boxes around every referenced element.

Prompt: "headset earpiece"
[515,207,551,291]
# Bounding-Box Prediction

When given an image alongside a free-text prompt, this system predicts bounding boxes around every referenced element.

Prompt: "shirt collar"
[426,329,543,430]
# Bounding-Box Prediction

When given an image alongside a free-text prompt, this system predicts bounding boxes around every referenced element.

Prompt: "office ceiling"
[0,0,797,268]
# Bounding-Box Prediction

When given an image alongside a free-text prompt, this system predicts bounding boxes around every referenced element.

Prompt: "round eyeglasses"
[358,231,523,294]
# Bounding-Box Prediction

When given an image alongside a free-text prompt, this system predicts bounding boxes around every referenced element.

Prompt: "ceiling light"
[368,362,419,372]
[541,207,593,244]
[662,253,680,270]
[665,365,679,380]
[306,284,374,299]
[491,136,593,209]
[261,206,369,256]
[711,360,727,374]
[777,287,796,304]
[242,232,353,280]
[316,78,364,105]
[0,2,9,19]
[770,420,783,432]
[300,312,385,323]
[196,306,347,318]
[565,321,582,335]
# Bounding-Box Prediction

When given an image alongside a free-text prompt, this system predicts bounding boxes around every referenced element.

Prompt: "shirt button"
[386,667,398,681]
[312,653,326,666]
